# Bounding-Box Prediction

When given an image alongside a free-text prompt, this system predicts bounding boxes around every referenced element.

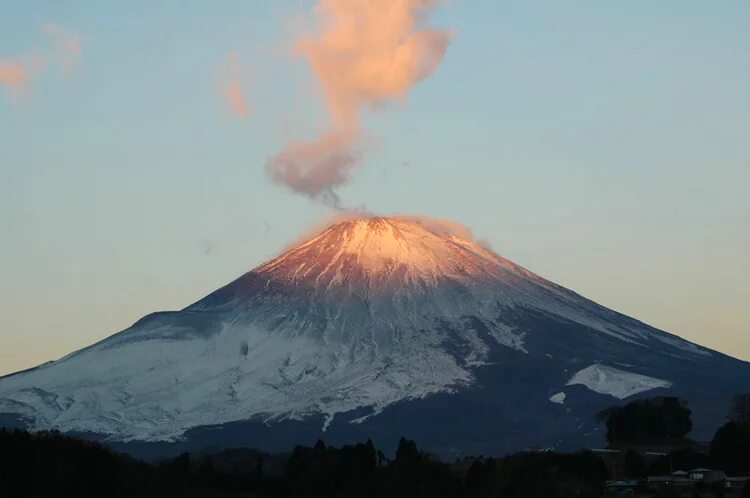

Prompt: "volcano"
[1,216,748,457]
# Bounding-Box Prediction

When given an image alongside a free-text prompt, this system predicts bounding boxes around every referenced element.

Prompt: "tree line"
[0,429,611,498]
[597,394,750,476]
[0,394,748,498]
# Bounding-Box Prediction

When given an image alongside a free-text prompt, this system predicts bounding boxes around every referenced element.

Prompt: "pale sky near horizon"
[1,1,749,376]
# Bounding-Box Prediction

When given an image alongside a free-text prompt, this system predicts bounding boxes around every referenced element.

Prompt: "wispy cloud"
[219,51,252,118]
[41,23,83,71]
[1,23,82,102]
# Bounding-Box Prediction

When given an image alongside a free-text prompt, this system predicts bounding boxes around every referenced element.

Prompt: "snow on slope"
[549,392,566,404]
[0,216,708,441]
[566,364,672,399]
[0,321,474,440]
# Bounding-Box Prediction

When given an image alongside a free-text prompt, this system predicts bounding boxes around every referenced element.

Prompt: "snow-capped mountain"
[1,216,748,456]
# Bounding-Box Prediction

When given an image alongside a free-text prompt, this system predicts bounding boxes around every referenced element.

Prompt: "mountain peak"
[0,213,732,452]
[253,215,516,295]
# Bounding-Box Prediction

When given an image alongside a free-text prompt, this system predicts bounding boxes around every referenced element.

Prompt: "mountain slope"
[1,216,748,455]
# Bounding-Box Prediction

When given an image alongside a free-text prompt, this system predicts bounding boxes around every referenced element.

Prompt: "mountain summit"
[1,215,748,456]
[254,216,527,291]
[193,216,545,309]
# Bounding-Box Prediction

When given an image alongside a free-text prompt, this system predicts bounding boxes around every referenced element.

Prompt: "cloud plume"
[220,51,252,118]
[267,128,359,207]
[267,0,452,205]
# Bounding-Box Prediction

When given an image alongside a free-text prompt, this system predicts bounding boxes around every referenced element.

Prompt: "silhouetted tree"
[0,428,650,498]
[731,394,750,425]
[598,397,692,445]
[465,458,496,497]
[487,451,607,498]
[711,421,750,475]
[383,437,461,498]
[173,451,191,472]
[395,436,420,463]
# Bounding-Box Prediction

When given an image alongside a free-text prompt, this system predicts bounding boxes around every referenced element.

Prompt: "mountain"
[1,216,748,457]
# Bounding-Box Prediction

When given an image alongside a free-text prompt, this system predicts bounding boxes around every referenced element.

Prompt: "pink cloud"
[220,52,252,118]
[1,24,81,102]
[0,55,44,99]
[0,60,28,87]
[266,0,452,204]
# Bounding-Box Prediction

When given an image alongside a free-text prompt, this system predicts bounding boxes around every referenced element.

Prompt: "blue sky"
[1,1,749,375]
